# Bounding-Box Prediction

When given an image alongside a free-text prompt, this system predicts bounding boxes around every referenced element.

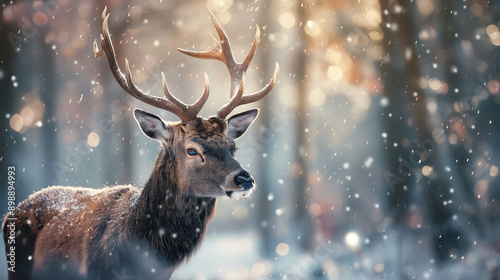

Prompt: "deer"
[2,7,278,280]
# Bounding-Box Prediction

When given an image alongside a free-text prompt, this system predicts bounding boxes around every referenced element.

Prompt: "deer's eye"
[187,148,198,156]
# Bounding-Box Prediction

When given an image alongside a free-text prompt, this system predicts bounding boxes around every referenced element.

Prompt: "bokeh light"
[276,243,290,256]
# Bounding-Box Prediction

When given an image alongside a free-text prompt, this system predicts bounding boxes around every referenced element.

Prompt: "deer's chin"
[221,180,254,198]
[225,190,251,198]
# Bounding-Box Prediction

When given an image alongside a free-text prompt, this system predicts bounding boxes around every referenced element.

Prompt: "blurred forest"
[1,0,500,279]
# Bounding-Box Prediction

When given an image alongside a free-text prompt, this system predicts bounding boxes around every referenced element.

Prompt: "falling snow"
[2,1,500,279]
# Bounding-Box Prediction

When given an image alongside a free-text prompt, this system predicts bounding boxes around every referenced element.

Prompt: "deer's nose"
[234,171,254,190]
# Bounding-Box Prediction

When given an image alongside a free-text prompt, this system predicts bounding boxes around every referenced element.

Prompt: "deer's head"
[133,109,258,198]
[94,7,278,198]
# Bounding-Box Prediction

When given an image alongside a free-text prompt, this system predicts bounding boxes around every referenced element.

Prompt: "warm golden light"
[428,78,442,92]
[87,132,100,147]
[276,243,290,256]
[486,24,500,46]
[365,9,381,27]
[10,114,23,132]
[486,24,499,37]
[374,263,385,274]
[369,30,383,41]
[327,66,343,81]
[491,166,499,177]
[422,165,433,176]
[416,0,434,16]
[488,80,499,94]
[20,106,34,127]
[304,20,321,37]
[279,12,295,29]
[326,47,343,64]
[345,231,360,249]
[308,89,325,107]
[448,134,458,145]
[474,179,488,198]
[470,3,483,17]
[308,203,322,217]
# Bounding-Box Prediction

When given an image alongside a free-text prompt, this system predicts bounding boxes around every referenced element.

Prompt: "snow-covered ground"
[174,231,264,279]
[1,227,498,279]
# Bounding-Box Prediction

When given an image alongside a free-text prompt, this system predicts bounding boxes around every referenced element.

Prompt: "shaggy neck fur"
[126,145,216,267]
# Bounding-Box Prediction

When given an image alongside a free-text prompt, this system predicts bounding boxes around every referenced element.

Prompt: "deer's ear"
[226,109,259,140]
[133,109,171,142]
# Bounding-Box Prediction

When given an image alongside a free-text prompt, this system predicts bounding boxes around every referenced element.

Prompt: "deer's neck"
[126,147,216,266]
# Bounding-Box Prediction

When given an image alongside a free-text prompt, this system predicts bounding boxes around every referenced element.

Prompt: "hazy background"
[1,0,500,279]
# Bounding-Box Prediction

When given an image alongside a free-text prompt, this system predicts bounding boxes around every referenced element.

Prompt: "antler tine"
[161,72,190,110]
[176,7,233,64]
[239,63,279,105]
[177,7,279,119]
[92,5,109,59]
[216,62,278,119]
[177,30,224,62]
[94,7,210,122]
[161,72,210,120]
[123,59,183,117]
[241,25,260,72]
[187,73,211,117]
[178,7,260,97]
[206,7,237,69]
[217,75,246,119]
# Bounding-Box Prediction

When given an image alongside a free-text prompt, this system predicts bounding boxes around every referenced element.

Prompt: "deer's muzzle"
[225,170,255,198]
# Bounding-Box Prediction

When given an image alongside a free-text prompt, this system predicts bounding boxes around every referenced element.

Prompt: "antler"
[93,7,209,122]
[178,7,279,119]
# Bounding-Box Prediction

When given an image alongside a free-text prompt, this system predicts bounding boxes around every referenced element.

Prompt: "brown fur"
[2,117,252,280]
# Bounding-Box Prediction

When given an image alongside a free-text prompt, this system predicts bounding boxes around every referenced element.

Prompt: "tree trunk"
[379,0,469,266]
[293,0,312,250]
[256,2,275,258]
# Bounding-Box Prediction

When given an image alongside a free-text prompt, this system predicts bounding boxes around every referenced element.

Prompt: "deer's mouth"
[222,171,255,198]
[225,190,251,198]
[225,184,254,198]
[223,184,254,198]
